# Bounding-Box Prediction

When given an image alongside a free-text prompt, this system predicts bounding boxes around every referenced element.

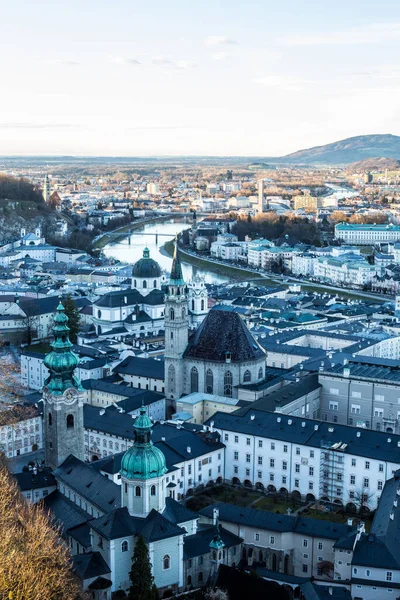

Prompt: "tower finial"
[170,235,184,284]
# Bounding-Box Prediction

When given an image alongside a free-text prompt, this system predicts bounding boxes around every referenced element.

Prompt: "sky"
[1,0,400,156]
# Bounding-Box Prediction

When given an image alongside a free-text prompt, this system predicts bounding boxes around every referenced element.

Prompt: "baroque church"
[40,298,242,598]
[164,244,266,405]
[92,247,208,338]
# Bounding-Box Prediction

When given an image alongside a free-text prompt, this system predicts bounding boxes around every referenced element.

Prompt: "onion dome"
[120,405,167,480]
[132,247,162,278]
[43,301,82,394]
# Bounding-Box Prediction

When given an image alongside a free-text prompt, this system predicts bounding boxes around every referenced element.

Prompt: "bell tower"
[164,240,188,410]
[120,405,167,518]
[42,301,84,470]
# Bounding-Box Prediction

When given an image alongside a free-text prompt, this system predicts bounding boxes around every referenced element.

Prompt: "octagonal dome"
[132,247,162,279]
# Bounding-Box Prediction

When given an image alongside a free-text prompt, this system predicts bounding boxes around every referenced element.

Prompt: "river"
[103,218,230,284]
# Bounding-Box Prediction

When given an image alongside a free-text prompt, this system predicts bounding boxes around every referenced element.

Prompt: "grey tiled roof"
[54,455,121,514]
[72,552,111,581]
[200,503,356,541]
[184,306,265,362]
[183,525,242,559]
[138,509,185,542]
[162,496,198,524]
[115,356,165,379]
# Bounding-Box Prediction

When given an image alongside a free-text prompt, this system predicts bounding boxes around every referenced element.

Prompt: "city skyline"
[1,0,400,156]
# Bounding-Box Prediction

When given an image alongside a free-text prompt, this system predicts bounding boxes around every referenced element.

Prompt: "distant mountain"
[345,157,400,172]
[279,134,400,165]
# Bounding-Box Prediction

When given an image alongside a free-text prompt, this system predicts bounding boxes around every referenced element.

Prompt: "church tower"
[120,405,167,518]
[42,301,84,470]
[43,174,51,203]
[164,240,188,409]
[188,276,208,327]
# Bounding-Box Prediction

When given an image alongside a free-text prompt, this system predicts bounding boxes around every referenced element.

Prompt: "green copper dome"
[120,406,167,480]
[43,301,82,395]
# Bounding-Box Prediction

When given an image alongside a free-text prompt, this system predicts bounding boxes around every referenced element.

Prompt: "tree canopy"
[63,294,81,344]
[0,174,44,204]
[0,455,83,599]
[128,535,159,600]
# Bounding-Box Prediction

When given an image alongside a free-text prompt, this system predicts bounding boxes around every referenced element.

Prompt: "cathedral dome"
[132,248,162,279]
[120,406,167,480]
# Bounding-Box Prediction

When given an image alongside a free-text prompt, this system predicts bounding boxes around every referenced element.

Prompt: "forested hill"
[280,134,400,165]
[0,173,59,244]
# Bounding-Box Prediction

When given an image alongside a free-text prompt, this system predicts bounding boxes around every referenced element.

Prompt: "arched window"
[170,307,175,321]
[190,367,199,393]
[201,299,205,311]
[191,299,195,311]
[187,575,192,586]
[198,572,203,582]
[153,279,157,288]
[134,279,137,287]
[163,555,170,570]
[243,370,251,383]
[66,414,74,429]
[135,486,141,497]
[212,550,217,560]
[182,307,186,319]
[206,369,213,394]
[97,309,102,319]
[168,364,175,394]
[258,367,263,380]
[151,485,156,496]
[48,412,52,426]
[143,280,147,288]
[122,541,128,552]
[224,371,233,397]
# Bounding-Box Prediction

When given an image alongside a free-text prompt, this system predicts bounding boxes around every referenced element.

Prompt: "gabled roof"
[72,551,111,581]
[200,503,356,541]
[183,525,242,559]
[90,507,137,540]
[42,490,92,535]
[54,455,121,514]
[184,306,265,362]
[115,356,165,379]
[162,496,198,524]
[138,509,185,542]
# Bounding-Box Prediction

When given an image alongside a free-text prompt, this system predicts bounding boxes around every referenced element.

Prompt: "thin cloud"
[279,22,400,47]
[0,123,80,129]
[204,35,237,46]
[152,56,173,65]
[47,59,81,66]
[128,125,201,131]
[211,51,230,61]
[254,75,308,91]
[108,56,141,65]
[176,60,197,69]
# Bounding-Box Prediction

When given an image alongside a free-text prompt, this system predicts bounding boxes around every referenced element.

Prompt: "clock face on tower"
[64,388,78,403]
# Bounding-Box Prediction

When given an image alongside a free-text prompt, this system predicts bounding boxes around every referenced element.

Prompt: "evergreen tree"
[63,294,81,344]
[128,536,159,600]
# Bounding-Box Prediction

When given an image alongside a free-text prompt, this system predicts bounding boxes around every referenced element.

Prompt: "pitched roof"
[183,525,242,559]
[115,356,165,379]
[72,552,111,581]
[42,490,92,535]
[200,503,356,541]
[184,306,265,362]
[138,509,185,542]
[162,496,198,524]
[90,507,137,540]
[54,455,121,514]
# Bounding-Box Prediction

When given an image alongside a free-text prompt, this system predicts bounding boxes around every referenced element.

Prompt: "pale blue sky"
[1,0,399,156]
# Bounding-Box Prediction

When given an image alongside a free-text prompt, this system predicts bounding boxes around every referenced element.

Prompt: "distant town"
[2,155,400,600]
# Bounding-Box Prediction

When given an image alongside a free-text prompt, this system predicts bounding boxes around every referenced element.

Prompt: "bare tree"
[0,455,86,599]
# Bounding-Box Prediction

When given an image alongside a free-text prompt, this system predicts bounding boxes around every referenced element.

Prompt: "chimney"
[187,446,191,454]
[343,367,350,378]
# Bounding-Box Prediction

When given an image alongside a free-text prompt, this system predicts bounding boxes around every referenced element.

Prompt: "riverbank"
[93,215,175,250]
[164,240,387,302]
[163,239,265,281]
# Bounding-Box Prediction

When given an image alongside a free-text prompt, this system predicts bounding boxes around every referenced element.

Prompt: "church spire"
[170,236,184,285]
[43,300,81,394]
